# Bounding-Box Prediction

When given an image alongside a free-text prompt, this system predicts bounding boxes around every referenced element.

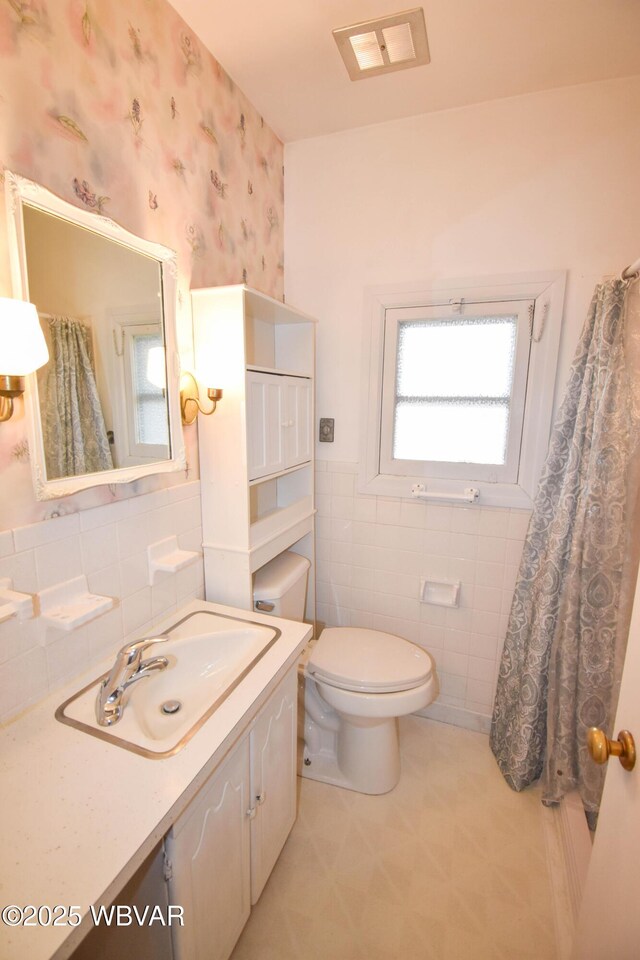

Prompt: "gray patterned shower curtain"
[490,277,640,824]
[39,316,113,479]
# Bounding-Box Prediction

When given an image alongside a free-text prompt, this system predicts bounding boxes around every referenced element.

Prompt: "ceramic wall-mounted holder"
[411,483,479,503]
[420,578,461,608]
[0,578,35,624]
[39,575,114,632]
[148,536,201,585]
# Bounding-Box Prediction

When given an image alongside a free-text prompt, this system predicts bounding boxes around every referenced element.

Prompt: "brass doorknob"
[587,727,636,772]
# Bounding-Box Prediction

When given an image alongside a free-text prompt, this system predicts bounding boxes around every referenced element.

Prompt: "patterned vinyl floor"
[231,716,563,960]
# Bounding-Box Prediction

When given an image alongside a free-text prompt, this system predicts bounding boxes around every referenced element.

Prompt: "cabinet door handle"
[256,792,266,805]
[246,806,257,820]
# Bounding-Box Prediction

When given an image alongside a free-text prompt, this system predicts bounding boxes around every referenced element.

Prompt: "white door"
[166,740,252,960]
[247,372,285,480]
[250,670,298,903]
[283,376,312,468]
[571,566,640,960]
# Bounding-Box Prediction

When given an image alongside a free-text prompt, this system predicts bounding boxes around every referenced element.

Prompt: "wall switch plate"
[319,418,334,442]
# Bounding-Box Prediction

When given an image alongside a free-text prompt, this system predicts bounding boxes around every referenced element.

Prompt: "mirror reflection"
[22,205,171,481]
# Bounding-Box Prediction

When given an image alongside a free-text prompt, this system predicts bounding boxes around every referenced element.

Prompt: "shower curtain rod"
[622,256,640,281]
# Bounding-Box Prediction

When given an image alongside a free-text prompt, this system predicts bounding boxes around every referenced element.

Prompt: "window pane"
[393,400,510,464]
[132,333,169,447]
[396,317,517,399]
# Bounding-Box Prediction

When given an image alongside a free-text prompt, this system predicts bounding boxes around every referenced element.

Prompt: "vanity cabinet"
[249,667,297,903]
[166,741,251,960]
[192,285,316,622]
[166,669,298,960]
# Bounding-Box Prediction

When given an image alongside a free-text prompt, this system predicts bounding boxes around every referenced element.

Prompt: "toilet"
[253,551,437,795]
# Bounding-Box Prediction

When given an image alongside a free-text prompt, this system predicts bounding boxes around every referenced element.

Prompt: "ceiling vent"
[333,7,430,81]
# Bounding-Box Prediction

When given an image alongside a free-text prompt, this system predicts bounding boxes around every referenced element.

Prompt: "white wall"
[285,76,640,729]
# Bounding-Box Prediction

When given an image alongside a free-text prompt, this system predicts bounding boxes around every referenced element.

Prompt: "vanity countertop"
[0,599,312,960]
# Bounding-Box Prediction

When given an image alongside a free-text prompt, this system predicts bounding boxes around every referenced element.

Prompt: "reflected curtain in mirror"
[38,316,113,479]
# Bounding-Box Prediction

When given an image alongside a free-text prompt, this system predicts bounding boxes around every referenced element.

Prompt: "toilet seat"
[307,627,433,694]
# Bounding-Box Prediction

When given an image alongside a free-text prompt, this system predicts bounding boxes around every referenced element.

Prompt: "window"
[131,332,170,447]
[117,321,171,466]
[381,300,532,483]
[362,275,566,507]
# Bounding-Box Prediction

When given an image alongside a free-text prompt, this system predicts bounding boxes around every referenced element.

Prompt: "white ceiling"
[169,0,640,142]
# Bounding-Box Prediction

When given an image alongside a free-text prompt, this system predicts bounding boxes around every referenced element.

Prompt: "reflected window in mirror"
[126,324,169,462]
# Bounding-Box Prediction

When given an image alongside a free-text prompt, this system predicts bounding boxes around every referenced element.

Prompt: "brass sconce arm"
[180,372,223,425]
[0,375,26,423]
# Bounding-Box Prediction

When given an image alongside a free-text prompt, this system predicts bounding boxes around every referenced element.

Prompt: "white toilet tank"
[253,551,310,621]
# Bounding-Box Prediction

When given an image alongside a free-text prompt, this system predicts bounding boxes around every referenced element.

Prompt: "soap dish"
[0,578,35,624]
[39,576,114,632]
[420,578,460,608]
[148,536,201,585]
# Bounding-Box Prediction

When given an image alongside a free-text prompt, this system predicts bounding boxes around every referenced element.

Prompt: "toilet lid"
[307,627,432,693]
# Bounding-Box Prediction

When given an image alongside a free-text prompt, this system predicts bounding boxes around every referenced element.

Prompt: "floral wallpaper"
[0,0,284,529]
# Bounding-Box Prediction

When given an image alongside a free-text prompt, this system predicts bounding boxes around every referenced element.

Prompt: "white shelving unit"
[192,285,316,624]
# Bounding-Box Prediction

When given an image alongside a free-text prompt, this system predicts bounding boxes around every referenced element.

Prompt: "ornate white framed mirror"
[4,171,186,500]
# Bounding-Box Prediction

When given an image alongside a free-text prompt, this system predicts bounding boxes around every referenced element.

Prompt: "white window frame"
[107,305,170,469]
[122,323,170,463]
[360,272,566,509]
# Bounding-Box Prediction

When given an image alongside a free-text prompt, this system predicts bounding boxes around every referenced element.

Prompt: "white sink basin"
[56,611,279,757]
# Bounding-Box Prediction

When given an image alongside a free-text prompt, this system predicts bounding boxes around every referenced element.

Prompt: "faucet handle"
[119,635,169,666]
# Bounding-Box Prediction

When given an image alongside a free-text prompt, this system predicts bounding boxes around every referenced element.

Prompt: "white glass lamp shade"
[0,298,49,375]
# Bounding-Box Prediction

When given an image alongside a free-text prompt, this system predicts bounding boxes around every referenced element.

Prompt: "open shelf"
[248,461,310,488]
[250,496,314,549]
[250,465,312,519]
[249,508,315,573]
[244,289,314,377]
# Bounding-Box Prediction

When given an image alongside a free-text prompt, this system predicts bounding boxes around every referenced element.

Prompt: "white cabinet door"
[283,377,312,468]
[247,372,312,481]
[166,740,252,960]
[247,373,285,481]
[250,669,298,903]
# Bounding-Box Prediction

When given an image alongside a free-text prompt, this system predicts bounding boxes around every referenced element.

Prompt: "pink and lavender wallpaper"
[0,0,284,529]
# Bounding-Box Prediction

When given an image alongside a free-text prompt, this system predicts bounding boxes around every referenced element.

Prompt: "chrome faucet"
[96,636,169,726]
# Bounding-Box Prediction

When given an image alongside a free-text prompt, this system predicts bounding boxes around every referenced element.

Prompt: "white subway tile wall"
[0,465,528,731]
[315,463,530,731]
[0,482,204,724]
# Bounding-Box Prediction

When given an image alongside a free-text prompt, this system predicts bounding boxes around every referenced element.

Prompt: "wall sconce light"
[0,297,49,423]
[180,371,223,425]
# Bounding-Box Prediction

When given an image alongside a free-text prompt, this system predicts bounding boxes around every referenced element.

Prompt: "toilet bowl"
[303,627,436,795]
[252,552,437,795]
